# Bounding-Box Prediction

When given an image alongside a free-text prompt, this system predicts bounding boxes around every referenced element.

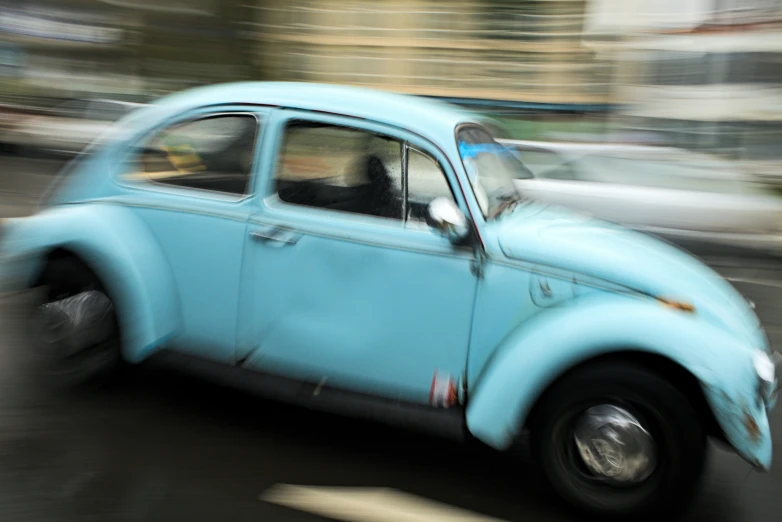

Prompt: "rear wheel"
[31,256,122,388]
[532,362,707,519]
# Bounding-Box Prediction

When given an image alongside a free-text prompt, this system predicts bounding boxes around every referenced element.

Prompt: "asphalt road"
[1,156,781,522]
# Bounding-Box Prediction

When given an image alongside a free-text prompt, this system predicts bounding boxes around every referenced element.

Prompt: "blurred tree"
[97,0,254,93]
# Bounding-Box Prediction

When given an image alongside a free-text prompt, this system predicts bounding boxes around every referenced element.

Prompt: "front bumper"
[704,383,773,470]
[703,349,780,471]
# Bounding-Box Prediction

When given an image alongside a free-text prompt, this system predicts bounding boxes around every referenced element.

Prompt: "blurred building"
[4,0,779,161]
[252,0,614,110]
[0,0,253,102]
[0,0,136,100]
[104,0,253,95]
[588,0,782,169]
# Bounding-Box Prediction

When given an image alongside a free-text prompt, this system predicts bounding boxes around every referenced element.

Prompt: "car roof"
[142,82,479,147]
[48,83,485,208]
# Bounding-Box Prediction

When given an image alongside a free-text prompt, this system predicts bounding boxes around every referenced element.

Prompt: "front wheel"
[532,362,707,519]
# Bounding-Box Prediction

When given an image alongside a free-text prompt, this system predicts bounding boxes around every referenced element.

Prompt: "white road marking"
[260,484,508,522]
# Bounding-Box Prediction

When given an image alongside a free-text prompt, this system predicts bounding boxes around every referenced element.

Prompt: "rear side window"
[121,114,259,196]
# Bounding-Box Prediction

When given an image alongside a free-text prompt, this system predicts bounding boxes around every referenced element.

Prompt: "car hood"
[495,203,766,348]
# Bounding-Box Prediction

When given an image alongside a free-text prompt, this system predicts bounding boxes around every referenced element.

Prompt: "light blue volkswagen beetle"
[0,82,778,517]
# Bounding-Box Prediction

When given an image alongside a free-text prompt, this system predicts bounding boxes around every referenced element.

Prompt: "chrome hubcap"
[573,404,656,485]
[38,290,114,358]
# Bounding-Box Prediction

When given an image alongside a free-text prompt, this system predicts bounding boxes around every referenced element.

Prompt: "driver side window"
[274,120,457,226]
[276,121,404,220]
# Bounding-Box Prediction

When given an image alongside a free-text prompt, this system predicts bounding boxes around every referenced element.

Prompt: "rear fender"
[1,204,180,363]
[466,295,771,470]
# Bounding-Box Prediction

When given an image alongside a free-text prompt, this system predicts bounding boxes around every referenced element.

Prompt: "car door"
[114,107,267,364]
[238,111,479,404]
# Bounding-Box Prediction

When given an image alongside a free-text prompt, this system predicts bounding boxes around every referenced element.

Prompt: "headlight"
[754,350,776,384]
[754,349,780,410]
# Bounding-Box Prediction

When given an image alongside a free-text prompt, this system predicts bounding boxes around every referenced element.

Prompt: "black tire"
[532,361,707,519]
[31,256,123,388]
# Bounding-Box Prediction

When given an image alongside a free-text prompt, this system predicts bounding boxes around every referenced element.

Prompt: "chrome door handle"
[250,225,301,246]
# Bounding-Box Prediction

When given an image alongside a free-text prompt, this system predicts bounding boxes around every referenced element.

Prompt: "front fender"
[1,204,180,363]
[466,295,771,470]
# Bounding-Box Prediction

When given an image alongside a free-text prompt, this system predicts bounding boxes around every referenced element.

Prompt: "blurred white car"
[503,140,782,254]
[0,98,144,156]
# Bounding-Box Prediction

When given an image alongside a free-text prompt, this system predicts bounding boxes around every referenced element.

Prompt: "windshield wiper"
[490,193,524,219]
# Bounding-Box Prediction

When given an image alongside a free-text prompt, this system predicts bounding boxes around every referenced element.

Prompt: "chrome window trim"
[401,142,409,222]
[78,197,252,223]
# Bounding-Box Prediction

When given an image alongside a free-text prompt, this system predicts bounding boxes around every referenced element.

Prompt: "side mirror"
[427,197,470,243]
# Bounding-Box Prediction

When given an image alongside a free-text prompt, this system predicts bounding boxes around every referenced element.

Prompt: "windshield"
[456,125,533,219]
